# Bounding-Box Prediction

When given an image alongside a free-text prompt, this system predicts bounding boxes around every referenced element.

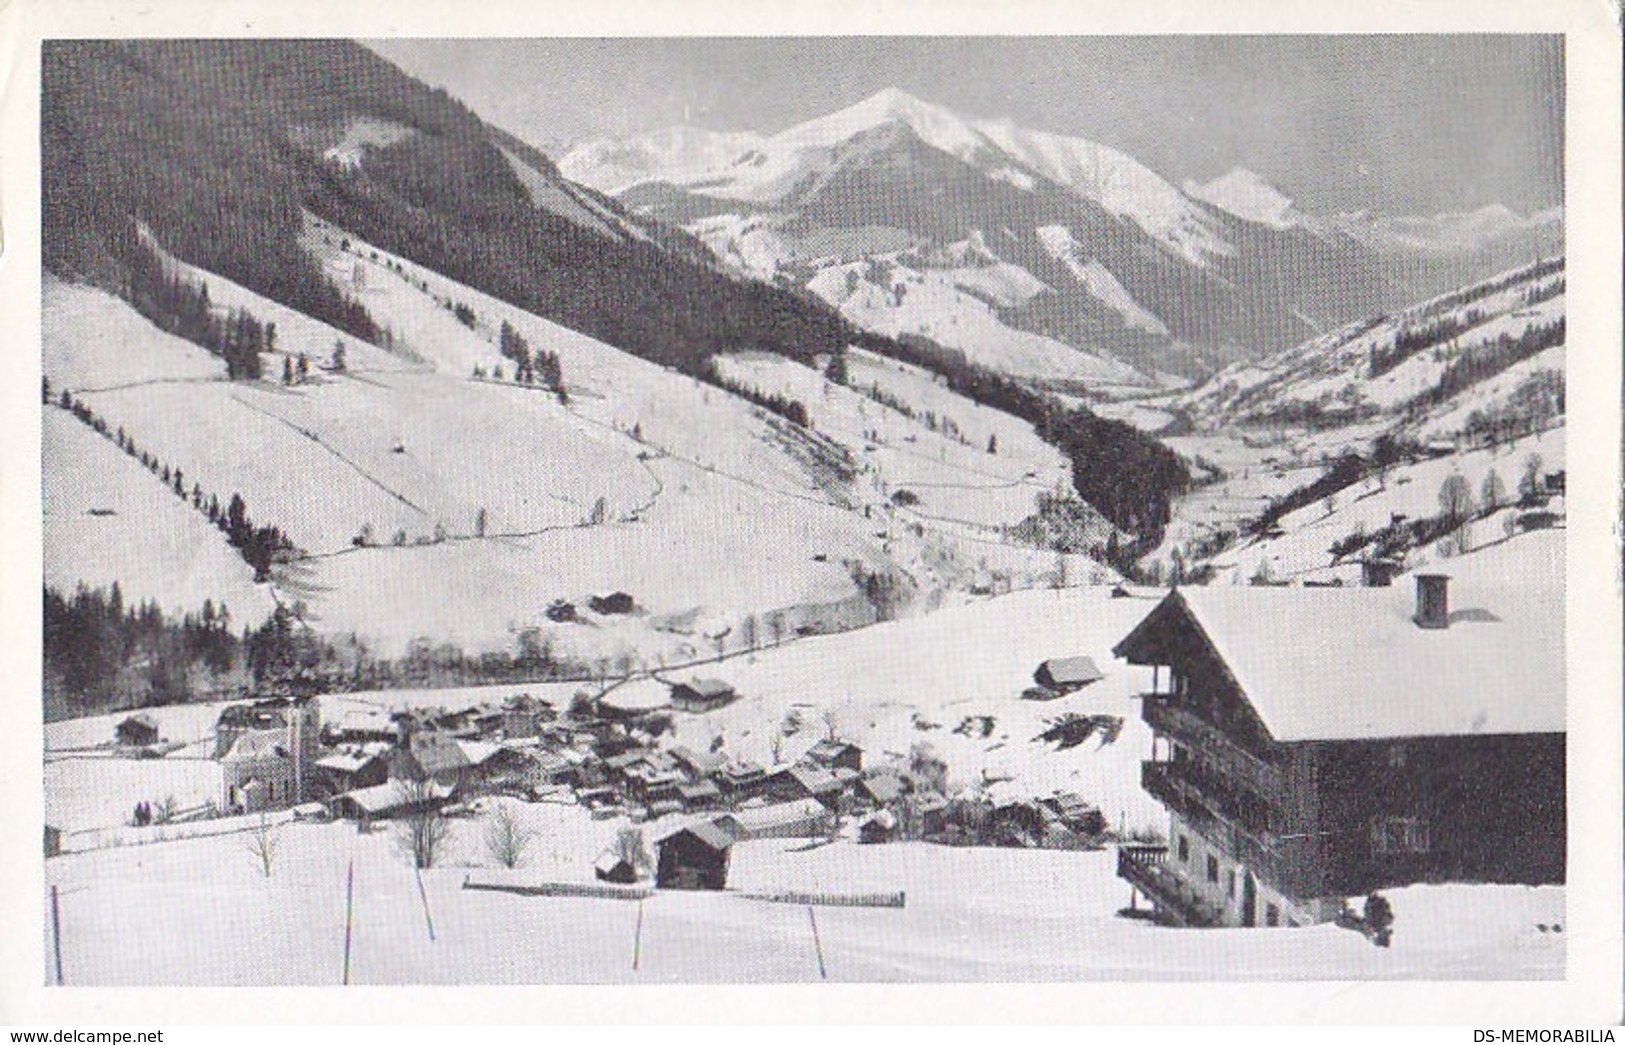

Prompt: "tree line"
[46,380,291,580]
[122,230,270,380]
[851,331,1190,549]
[45,583,241,715]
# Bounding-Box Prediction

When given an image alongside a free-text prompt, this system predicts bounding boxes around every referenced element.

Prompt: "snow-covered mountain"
[1182,168,1308,233]
[564,88,1562,391]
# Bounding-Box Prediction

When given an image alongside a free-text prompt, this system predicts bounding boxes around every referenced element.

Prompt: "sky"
[367,36,1563,216]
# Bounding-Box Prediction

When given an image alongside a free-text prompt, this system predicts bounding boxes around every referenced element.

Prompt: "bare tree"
[613,825,653,879]
[1480,468,1507,515]
[395,779,450,870]
[245,813,279,877]
[483,801,534,869]
[1438,473,1473,555]
[822,708,840,742]
[1518,453,1545,503]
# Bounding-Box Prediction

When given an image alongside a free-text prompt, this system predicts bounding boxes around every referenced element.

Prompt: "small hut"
[1033,657,1105,694]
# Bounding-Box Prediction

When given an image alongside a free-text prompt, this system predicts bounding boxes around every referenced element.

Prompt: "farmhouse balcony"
[1141,761,1323,899]
[1141,696,1283,795]
[1141,760,1278,840]
[1116,844,1223,928]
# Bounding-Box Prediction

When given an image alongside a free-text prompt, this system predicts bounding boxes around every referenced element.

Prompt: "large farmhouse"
[1111,568,1564,928]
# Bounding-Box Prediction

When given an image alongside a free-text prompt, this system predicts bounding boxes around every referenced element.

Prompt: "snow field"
[41,816,1562,983]
[42,410,277,626]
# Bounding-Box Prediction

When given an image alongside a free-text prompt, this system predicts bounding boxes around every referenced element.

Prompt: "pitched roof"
[676,678,735,699]
[1037,656,1105,686]
[455,740,502,766]
[338,779,452,814]
[315,749,385,774]
[657,821,734,851]
[726,798,829,833]
[806,738,859,760]
[120,713,159,730]
[670,745,728,775]
[222,730,291,762]
[1114,560,1563,742]
[407,732,470,774]
[777,762,841,794]
[859,772,905,804]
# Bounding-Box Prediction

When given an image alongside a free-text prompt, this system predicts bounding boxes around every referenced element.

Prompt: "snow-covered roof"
[337,779,452,814]
[1037,656,1105,686]
[455,740,502,766]
[656,820,734,851]
[1115,562,1563,742]
[677,678,735,698]
[315,749,385,774]
[599,680,671,714]
[726,798,828,833]
[221,731,291,762]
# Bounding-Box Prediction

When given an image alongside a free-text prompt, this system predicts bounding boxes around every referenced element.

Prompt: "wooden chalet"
[115,713,160,748]
[803,738,863,773]
[1112,571,1564,928]
[713,797,833,841]
[314,744,392,795]
[670,678,737,712]
[655,822,734,890]
[390,730,472,793]
[767,762,844,807]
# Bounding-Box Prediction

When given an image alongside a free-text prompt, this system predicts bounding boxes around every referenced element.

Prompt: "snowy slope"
[1183,168,1304,231]
[43,410,277,626]
[46,214,1124,664]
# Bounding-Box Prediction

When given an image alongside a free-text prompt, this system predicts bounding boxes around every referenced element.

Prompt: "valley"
[35,37,1572,990]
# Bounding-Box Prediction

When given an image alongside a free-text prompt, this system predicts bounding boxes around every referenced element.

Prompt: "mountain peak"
[1184,167,1298,230]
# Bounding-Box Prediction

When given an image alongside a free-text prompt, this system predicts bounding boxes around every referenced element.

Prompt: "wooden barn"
[670,678,737,712]
[803,738,863,773]
[1112,568,1564,928]
[594,851,641,884]
[1033,656,1105,694]
[115,713,160,748]
[654,822,734,890]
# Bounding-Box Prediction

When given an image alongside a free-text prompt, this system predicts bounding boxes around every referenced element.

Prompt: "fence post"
[49,885,63,986]
[632,899,644,971]
[342,859,355,985]
[807,906,827,980]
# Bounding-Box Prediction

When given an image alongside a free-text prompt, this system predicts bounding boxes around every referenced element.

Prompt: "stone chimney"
[1414,573,1450,629]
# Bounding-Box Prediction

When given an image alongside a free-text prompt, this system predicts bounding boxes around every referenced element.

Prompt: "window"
[1370,816,1431,854]
[1226,870,1237,898]
[1265,903,1280,927]
[1206,854,1220,883]
[1387,744,1407,769]
[1177,834,1190,863]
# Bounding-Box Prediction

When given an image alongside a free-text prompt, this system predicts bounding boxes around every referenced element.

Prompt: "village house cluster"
[98,556,1564,934]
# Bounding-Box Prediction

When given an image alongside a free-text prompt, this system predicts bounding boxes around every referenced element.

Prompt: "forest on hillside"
[41,39,847,375]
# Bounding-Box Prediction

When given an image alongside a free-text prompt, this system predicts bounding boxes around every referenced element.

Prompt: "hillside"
[43,216,1130,713]
[41,39,851,379]
[568,89,1562,389]
[1125,258,1566,583]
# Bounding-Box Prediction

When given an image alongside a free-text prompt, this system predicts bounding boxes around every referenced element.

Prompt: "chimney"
[1414,573,1450,629]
